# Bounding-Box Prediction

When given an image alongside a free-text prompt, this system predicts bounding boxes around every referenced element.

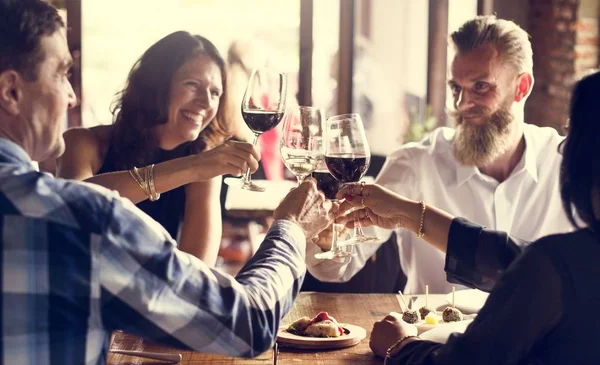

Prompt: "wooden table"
[108,292,449,364]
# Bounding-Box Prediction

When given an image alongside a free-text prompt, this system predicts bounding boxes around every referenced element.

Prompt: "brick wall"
[526,0,580,133]
[575,14,599,78]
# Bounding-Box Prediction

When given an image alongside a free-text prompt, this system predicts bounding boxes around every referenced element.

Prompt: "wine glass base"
[224,177,265,192]
[314,249,353,261]
[340,235,380,246]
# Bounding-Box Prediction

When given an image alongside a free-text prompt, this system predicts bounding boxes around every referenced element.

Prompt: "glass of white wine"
[280,106,324,185]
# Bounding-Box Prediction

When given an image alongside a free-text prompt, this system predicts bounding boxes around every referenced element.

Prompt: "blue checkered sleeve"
[99,196,306,357]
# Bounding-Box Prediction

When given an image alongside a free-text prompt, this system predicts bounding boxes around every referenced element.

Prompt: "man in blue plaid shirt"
[0,0,335,363]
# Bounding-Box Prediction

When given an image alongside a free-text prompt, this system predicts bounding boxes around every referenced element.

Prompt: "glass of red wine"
[313,155,355,261]
[323,113,378,247]
[224,69,287,192]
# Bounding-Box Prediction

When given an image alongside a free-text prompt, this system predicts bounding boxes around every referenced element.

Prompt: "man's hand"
[274,178,334,239]
[369,312,418,358]
[335,183,411,230]
[309,223,349,251]
[192,140,261,181]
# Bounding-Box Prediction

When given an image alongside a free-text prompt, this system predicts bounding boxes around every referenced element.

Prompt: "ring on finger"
[360,181,365,195]
[361,195,366,208]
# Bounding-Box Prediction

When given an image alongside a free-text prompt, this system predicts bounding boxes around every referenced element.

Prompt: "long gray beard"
[451,106,513,167]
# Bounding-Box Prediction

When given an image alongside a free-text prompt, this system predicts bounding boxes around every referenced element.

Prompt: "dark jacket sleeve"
[444,217,529,292]
[389,240,562,365]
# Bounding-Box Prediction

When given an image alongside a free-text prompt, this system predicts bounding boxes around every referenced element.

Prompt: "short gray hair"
[450,15,533,75]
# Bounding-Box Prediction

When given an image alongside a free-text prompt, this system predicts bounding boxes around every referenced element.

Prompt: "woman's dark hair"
[109,31,230,169]
[0,0,64,81]
[560,70,600,235]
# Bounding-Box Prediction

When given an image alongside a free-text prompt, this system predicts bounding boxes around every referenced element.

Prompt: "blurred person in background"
[226,37,285,181]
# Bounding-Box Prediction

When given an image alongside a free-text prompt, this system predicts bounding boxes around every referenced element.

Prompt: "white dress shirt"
[306,123,572,294]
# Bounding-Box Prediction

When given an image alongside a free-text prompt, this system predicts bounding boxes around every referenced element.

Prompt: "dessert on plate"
[286,311,346,338]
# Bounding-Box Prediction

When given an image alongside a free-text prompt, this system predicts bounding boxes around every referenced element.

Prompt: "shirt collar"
[521,124,539,183]
[0,137,35,168]
[454,124,539,186]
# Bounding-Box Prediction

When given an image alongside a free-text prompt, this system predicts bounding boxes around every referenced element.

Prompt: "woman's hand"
[335,183,415,230]
[370,312,418,358]
[192,140,261,181]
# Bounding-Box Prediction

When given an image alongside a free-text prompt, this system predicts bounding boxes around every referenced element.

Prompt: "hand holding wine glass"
[280,106,324,185]
[323,113,378,246]
[224,69,287,192]
[313,113,375,260]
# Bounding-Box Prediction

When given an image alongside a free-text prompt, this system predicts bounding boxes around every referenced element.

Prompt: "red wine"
[242,110,283,134]
[325,155,369,183]
[312,170,344,200]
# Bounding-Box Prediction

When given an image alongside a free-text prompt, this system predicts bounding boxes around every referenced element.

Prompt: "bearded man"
[306,15,571,294]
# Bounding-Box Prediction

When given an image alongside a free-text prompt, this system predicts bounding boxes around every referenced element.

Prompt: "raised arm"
[100,179,334,357]
[383,241,562,365]
[337,184,529,291]
[178,178,222,266]
[57,128,260,204]
[336,183,455,253]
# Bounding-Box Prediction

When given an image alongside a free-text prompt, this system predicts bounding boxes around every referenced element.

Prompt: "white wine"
[281,147,321,178]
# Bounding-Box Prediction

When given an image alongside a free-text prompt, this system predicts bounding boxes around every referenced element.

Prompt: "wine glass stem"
[295,176,303,186]
[330,223,340,252]
[328,199,340,252]
[243,133,260,183]
[353,207,366,238]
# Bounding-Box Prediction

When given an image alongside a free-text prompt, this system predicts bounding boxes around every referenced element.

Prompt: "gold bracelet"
[147,164,160,201]
[130,167,147,195]
[416,200,426,238]
[130,166,159,201]
[385,335,419,362]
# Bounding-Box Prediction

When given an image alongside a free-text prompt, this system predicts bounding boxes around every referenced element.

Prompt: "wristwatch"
[384,335,419,364]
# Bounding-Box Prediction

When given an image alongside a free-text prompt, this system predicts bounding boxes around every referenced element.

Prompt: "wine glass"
[224,69,287,192]
[323,113,378,246]
[313,155,355,260]
[280,106,324,185]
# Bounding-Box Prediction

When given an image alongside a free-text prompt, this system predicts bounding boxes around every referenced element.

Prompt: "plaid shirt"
[0,137,306,364]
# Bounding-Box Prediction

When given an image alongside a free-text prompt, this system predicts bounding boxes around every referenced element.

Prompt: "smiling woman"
[56,31,261,266]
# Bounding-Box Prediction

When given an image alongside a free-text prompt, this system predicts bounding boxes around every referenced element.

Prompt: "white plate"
[277,324,366,350]
[413,312,476,335]
[445,289,489,314]
[419,320,472,343]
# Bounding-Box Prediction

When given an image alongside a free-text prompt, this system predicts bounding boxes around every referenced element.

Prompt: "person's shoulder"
[63,125,112,154]
[61,125,114,169]
[524,123,564,152]
[386,127,454,163]
[1,169,121,232]
[387,127,454,166]
[525,229,597,261]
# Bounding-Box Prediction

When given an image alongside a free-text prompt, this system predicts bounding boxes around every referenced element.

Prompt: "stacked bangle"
[129,165,160,201]
[147,164,160,201]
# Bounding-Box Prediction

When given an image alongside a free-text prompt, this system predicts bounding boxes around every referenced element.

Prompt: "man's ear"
[0,70,22,116]
[514,72,534,103]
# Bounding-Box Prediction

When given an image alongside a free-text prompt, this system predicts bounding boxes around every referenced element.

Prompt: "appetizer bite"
[419,286,433,319]
[443,286,464,322]
[442,307,464,322]
[286,312,345,338]
[402,309,420,324]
